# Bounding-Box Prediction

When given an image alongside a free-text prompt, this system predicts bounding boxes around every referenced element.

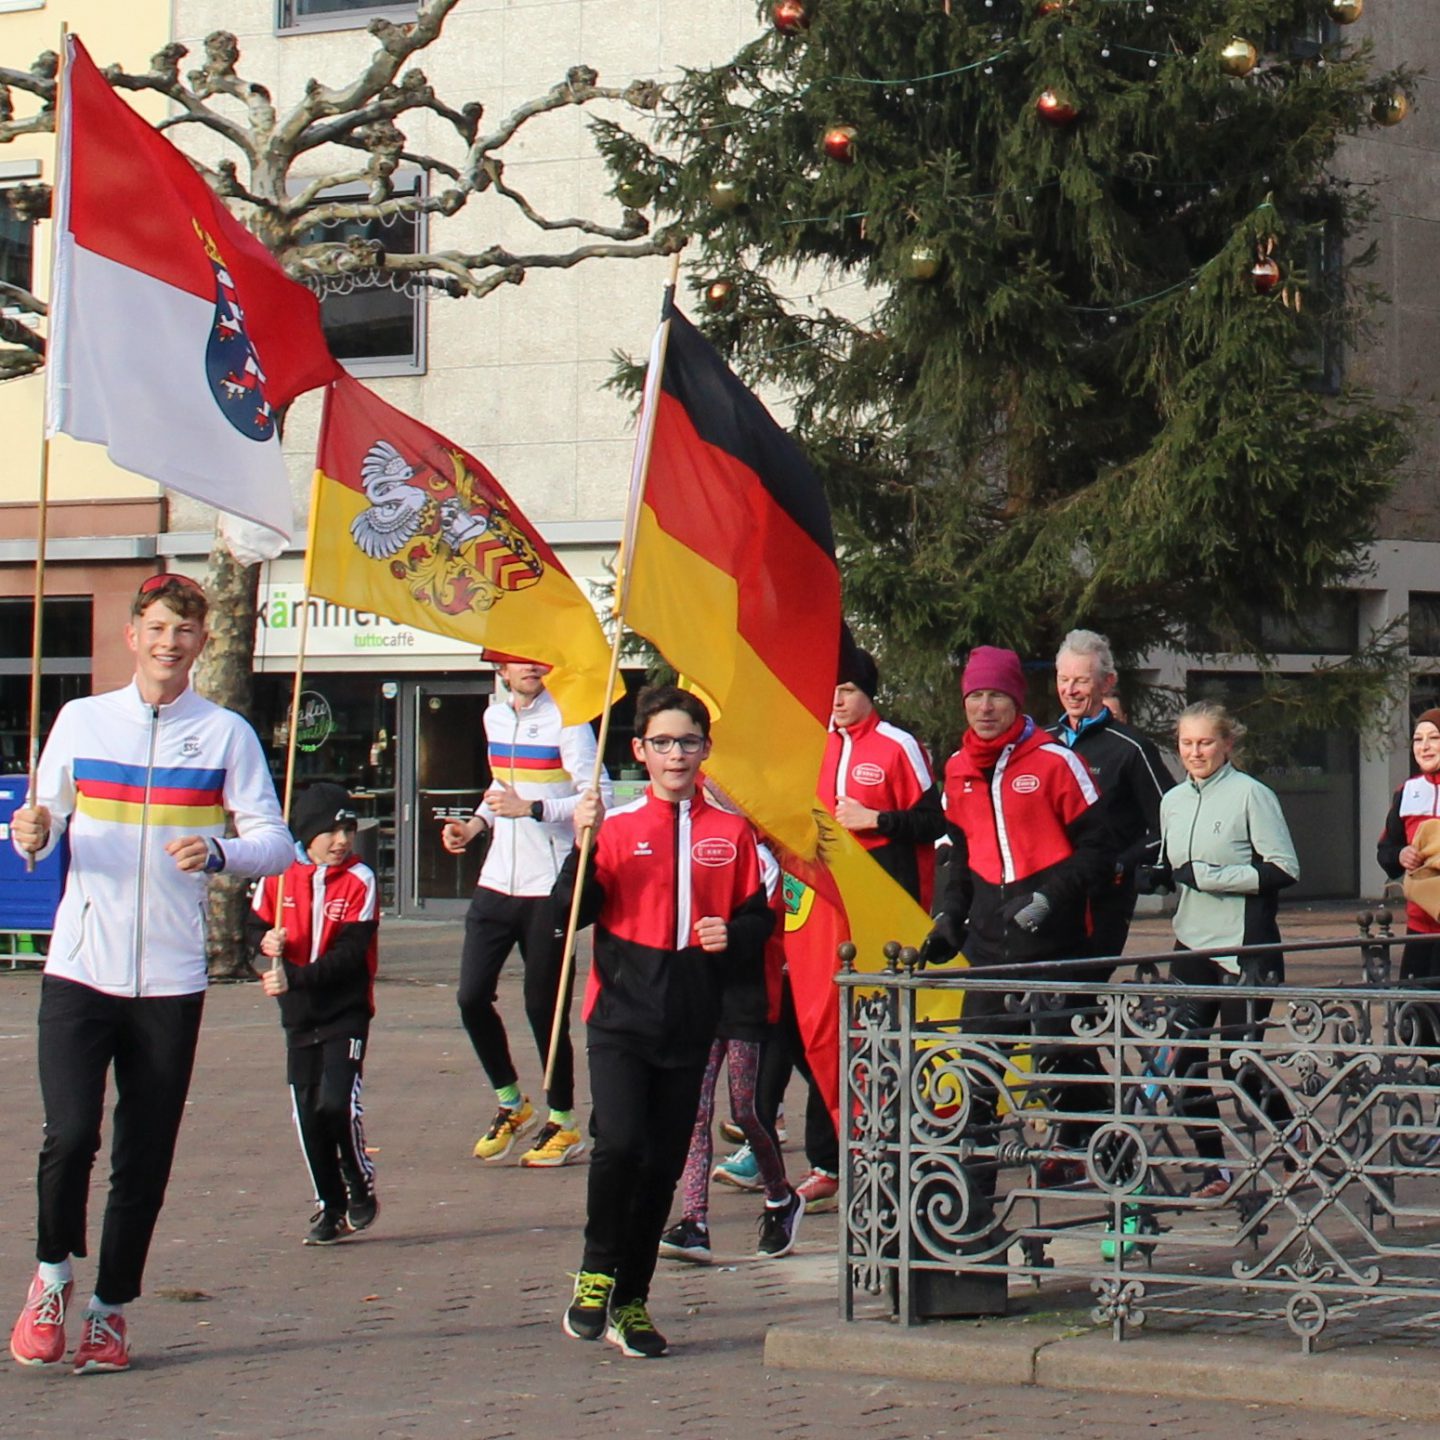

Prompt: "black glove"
[1002,891,1051,934]
[1134,861,1173,895]
[919,913,965,966]
[1171,861,1198,890]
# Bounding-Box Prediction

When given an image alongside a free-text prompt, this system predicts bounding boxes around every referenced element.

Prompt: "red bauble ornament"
[773,0,809,34]
[823,124,858,163]
[1251,257,1282,294]
[1035,89,1078,125]
[705,279,737,312]
[1036,0,1074,13]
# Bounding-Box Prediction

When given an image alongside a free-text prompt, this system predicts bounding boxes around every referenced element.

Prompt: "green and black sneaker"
[605,1298,668,1358]
[562,1271,614,1342]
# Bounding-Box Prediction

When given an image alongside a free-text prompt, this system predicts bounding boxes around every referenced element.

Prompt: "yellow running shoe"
[473,1098,535,1161]
[520,1121,586,1168]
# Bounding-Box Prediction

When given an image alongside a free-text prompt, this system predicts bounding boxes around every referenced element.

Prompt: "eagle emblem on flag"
[196,222,276,442]
[349,438,544,616]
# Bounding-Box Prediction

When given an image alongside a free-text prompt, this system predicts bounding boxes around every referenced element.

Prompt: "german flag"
[782,820,964,1128]
[622,301,841,857]
[308,373,618,725]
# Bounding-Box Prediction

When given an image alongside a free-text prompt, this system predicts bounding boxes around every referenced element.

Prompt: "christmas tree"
[597,0,1414,745]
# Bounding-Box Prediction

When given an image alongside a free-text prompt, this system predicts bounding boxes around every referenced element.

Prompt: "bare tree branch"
[484,158,649,242]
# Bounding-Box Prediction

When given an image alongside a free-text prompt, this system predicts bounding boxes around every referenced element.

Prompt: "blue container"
[0,776,68,933]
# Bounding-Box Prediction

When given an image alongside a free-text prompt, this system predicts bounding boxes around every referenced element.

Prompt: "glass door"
[399,678,492,918]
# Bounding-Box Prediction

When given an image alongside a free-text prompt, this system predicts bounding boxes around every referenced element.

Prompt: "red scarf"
[961,713,1027,771]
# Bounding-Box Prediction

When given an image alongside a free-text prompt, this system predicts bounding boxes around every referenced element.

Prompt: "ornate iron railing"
[837,915,1440,1352]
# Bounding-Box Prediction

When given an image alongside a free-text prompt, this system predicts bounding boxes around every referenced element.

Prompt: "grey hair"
[1056,628,1117,680]
[1176,700,1247,747]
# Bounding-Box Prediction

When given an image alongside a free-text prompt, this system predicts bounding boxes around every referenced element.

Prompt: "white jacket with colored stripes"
[473,687,612,898]
[19,681,292,997]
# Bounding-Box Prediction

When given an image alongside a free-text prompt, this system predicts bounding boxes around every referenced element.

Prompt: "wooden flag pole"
[541,249,683,1093]
[22,439,53,874]
[24,23,69,873]
[267,463,325,973]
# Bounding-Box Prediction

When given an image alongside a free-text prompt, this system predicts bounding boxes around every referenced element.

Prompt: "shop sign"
[255,583,476,659]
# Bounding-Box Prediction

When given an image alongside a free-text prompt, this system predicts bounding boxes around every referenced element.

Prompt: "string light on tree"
[1218,37,1259,78]
[1035,89,1079,125]
[773,0,809,34]
[1372,91,1409,126]
[823,123,859,162]
[1329,0,1364,21]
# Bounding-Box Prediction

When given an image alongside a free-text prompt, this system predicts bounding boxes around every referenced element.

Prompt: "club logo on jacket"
[180,736,201,757]
[851,762,886,787]
[324,898,351,921]
[1011,774,1040,794]
[692,837,738,868]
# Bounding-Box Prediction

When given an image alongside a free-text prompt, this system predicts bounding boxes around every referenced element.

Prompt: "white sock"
[37,1259,71,1287]
[87,1295,124,1317]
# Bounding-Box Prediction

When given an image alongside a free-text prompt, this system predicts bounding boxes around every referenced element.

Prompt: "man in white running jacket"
[8,574,290,1375]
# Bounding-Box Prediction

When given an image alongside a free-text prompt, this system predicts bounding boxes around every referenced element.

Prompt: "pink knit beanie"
[960,646,1025,708]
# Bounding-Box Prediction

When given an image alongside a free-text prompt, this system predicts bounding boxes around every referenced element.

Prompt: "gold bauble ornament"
[614,172,655,207]
[1372,91,1409,126]
[1329,0,1363,23]
[905,245,941,281]
[1218,37,1258,78]
[708,178,744,210]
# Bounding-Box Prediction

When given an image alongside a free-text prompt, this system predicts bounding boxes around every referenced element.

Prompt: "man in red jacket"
[555,686,774,1359]
[923,646,1110,1189]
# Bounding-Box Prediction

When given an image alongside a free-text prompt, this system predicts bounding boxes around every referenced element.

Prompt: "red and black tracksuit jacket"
[249,852,379,1045]
[556,787,775,1065]
[1377,772,1440,937]
[939,721,1109,968]
[820,708,945,909]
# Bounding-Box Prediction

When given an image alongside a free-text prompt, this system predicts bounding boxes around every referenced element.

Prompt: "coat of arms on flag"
[345,434,544,617]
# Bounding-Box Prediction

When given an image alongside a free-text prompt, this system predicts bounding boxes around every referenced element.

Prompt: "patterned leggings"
[679,1038,789,1222]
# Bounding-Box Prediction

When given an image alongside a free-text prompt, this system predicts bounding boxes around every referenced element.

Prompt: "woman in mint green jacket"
[1153,702,1299,1199]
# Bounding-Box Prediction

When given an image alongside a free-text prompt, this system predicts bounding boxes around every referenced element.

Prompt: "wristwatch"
[529,801,544,822]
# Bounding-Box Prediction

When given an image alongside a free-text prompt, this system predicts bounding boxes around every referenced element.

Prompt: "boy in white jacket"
[8,574,290,1375]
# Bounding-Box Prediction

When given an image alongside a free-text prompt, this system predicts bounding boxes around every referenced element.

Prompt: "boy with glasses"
[556,686,774,1358]
[9,574,290,1373]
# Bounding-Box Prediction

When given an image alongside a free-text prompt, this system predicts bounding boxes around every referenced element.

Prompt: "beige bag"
[1403,819,1440,921]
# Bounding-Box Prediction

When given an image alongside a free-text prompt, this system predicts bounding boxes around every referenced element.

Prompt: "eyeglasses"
[640,734,705,755]
[138,573,204,597]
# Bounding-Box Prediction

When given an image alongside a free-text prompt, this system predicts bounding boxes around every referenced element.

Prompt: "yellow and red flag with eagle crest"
[308,373,617,723]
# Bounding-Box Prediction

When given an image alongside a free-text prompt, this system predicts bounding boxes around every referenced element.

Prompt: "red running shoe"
[10,1273,73,1367]
[73,1309,130,1374]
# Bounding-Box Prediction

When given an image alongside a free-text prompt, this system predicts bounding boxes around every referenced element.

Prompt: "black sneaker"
[658,1217,712,1264]
[605,1298,668,1358]
[303,1208,354,1246]
[756,1188,805,1258]
[347,1193,380,1233]
[562,1271,614,1342]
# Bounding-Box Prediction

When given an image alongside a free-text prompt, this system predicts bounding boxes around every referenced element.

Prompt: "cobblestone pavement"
[0,907,1429,1439]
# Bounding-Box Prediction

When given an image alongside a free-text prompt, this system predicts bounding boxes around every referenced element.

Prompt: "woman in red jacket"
[1377,707,1440,987]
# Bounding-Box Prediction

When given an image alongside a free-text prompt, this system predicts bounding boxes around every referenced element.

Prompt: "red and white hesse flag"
[46,36,338,559]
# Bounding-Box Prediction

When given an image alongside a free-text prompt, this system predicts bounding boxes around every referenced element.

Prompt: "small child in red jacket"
[555,686,774,1358]
[250,783,380,1246]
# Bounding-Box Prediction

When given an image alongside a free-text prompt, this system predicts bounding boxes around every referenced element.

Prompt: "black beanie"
[837,640,879,700]
[291,783,357,848]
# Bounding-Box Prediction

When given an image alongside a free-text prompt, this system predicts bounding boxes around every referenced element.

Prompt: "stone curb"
[764,1321,1440,1421]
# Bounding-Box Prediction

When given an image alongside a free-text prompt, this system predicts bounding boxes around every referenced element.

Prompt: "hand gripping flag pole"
[541,248,683,1093]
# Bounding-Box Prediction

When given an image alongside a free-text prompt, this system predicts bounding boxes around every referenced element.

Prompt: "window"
[0,598,91,776]
[1189,592,1360,656]
[1409,594,1440,659]
[296,174,426,376]
[0,190,34,296]
[278,0,416,33]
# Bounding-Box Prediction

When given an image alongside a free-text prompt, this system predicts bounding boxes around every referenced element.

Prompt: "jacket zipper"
[134,704,161,996]
[836,729,853,800]
[673,799,693,950]
[505,702,520,893]
[989,743,1017,884]
[1184,779,1204,869]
